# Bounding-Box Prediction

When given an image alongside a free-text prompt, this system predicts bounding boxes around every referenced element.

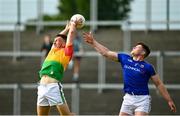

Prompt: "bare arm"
[59,21,70,35]
[66,22,76,47]
[83,32,118,62]
[151,74,176,112]
[52,21,76,48]
[51,22,71,49]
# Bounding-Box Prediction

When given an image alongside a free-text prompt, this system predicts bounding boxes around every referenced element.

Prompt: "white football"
[70,14,85,29]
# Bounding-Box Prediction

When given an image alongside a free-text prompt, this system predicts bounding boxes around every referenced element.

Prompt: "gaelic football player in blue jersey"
[83,32,176,116]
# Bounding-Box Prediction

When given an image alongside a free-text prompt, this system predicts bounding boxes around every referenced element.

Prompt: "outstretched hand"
[83,32,95,45]
[168,100,176,113]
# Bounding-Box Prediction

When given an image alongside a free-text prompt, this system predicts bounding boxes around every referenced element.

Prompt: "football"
[70,14,85,29]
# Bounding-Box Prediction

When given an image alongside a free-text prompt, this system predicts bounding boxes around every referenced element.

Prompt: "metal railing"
[1,50,180,88]
[1,51,180,114]
[1,83,180,115]
[2,20,180,61]
[0,47,180,115]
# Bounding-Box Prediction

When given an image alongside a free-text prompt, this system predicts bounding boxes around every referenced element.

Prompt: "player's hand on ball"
[70,14,85,29]
[83,32,94,45]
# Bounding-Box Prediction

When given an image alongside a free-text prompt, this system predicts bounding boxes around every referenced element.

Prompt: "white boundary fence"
[1,51,180,114]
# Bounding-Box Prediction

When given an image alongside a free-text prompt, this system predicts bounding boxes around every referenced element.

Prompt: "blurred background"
[0,0,180,115]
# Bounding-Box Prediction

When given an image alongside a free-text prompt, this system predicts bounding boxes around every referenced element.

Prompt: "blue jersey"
[118,53,156,95]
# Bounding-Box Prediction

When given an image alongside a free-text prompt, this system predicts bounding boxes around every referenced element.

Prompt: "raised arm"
[51,22,71,49]
[58,21,76,47]
[151,74,176,113]
[56,21,76,47]
[83,32,118,62]
[59,21,70,35]
[66,22,76,47]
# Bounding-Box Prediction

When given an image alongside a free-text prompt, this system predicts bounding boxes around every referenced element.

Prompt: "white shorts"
[37,82,66,106]
[120,93,151,115]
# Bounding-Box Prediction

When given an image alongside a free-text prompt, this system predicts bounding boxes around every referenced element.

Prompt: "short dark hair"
[56,34,67,42]
[136,42,150,58]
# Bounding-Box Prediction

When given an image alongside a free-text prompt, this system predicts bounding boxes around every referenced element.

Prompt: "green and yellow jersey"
[39,45,73,81]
